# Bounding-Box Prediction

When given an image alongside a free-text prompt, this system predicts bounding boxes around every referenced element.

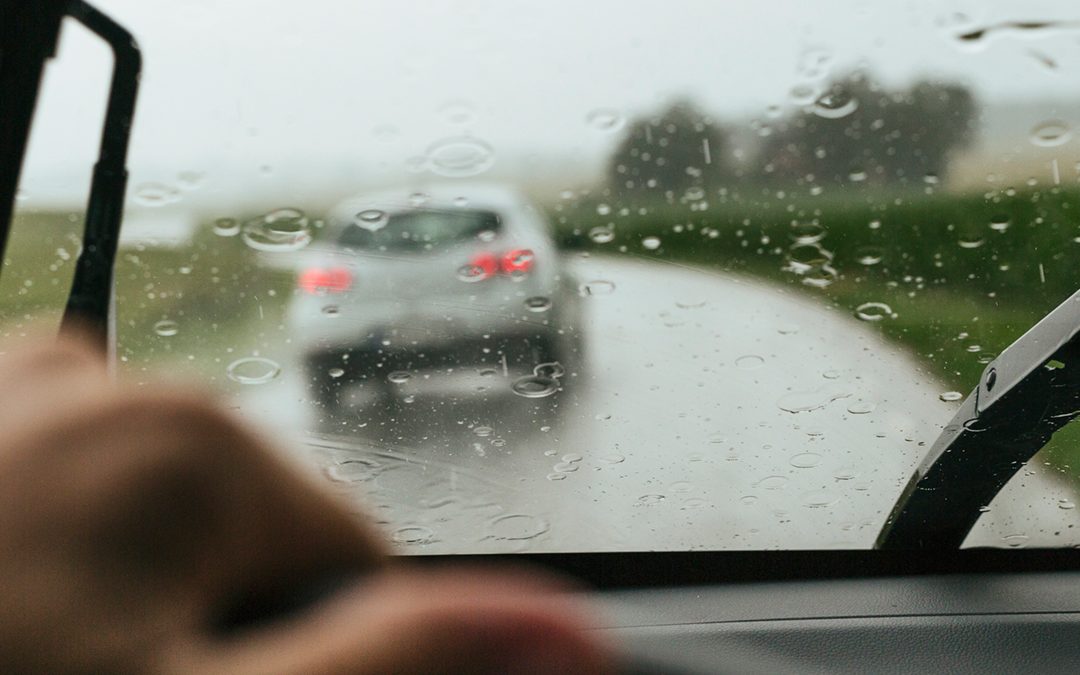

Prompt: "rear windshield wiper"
[878,289,1080,549]
[0,0,140,352]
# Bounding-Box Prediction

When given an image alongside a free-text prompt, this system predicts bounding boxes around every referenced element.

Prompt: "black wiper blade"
[878,289,1080,549]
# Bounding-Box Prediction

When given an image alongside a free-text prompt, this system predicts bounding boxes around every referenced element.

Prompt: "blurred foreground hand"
[0,335,610,674]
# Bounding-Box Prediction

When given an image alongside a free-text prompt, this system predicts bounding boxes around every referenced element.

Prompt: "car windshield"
[6,0,1080,553]
[336,209,502,253]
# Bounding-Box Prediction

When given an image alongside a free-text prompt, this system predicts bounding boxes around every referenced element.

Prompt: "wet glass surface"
[5,0,1080,551]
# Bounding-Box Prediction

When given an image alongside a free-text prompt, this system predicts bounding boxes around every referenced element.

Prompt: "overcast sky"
[17,0,1080,208]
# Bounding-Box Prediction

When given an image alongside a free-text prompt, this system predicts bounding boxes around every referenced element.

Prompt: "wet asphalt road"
[230,256,1078,552]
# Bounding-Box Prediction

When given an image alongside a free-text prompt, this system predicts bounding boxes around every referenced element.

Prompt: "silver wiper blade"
[877,289,1080,549]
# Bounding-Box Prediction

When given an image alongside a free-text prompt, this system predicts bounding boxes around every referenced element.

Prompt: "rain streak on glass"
[579,280,615,296]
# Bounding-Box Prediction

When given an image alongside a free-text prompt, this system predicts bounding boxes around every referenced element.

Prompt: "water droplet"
[522,296,553,314]
[457,263,492,283]
[847,400,877,414]
[637,494,666,506]
[426,136,495,177]
[388,371,411,384]
[755,475,789,490]
[854,246,884,266]
[488,514,548,540]
[958,234,985,249]
[473,426,494,438]
[1002,534,1029,549]
[1030,120,1072,147]
[736,354,765,370]
[440,101,475,125]
[511,375,558,398]
[392,526,435,545]
[855,302,893,322]
[354,209,389,232]
[133,183,181,207]
[777,387,850,413]
[785,243,833,269]
[989,214,1012,232]
[153,320,179,337]
[325,458,381,483]
[226,357,282,385]
[833,467,858,481]
[812,91,859,119]
[978,505,992,513]
[553,462,579,473]
[578,280,615,296]
[790,452,822,468]
[642,236,661,250]
[586,108,625,132]
[213,218,240,237]
[242,208,312,252]
[789,83,820,105]
[322,305,341,318]
[547,473,567,481]
[533,362,565,379]
[802,490,841,508]
[684,186,706,201]
[790,221,826,244]
[940,391,963,402]
[589,226,615,244]
[740,495,759,505]
[962,417,990,433]
[1059,499,1076,510]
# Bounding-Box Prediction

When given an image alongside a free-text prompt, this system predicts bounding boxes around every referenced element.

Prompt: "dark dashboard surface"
[599,571,1080,674]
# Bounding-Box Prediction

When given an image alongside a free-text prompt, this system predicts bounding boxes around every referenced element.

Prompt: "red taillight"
[462,249,536,281]
[299,266,353,294]
[470,252,500,278]
[501,248,535,274]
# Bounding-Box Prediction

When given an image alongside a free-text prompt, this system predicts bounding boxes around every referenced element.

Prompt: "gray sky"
[17,0,1080,209]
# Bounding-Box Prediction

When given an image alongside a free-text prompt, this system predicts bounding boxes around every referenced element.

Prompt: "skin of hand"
[0,334,612,674]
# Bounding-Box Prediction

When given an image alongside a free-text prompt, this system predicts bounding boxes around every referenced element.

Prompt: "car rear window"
[336,209,502,253]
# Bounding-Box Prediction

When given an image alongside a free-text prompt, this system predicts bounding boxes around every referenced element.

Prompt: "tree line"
[607,72,977,202]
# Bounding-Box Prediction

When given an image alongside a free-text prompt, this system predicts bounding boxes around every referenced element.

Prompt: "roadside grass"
[3,185,1079,489]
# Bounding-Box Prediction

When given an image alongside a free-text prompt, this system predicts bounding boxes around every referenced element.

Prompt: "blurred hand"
[0,335,611,674]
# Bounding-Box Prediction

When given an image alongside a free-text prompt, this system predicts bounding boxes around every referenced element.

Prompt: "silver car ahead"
[288,184,582,409]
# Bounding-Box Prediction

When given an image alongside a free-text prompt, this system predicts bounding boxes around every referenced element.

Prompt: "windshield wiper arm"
[877,289,1080,549]
[60,2,141,350]
[0,0,140,353]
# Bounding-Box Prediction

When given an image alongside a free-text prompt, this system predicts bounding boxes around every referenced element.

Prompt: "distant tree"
[607,98,738,202]
[757,73,977,188]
